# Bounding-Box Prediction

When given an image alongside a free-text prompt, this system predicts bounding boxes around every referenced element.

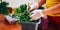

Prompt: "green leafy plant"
[20,10,30,22]
[0,1,9,15]
[12,4,39,24]
[12,8,21,23]
[20,4,27,13]
[13,4,30,23]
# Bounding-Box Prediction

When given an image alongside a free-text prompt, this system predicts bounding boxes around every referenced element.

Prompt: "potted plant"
[0,0,9,20]
[12,4,40,30]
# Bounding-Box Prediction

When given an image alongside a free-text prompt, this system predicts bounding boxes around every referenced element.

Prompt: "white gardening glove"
[5,15,17,24]
[30,9,44,21]
[28,3,39,11]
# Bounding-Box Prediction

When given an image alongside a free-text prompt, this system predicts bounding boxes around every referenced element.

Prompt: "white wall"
[2,0,39,8]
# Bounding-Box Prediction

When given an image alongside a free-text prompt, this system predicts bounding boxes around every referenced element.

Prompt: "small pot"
[21,20,41,30]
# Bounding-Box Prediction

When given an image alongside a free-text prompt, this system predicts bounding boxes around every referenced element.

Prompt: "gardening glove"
[5,15,17,24]
[30,9,44,21]
[28,3,39,12]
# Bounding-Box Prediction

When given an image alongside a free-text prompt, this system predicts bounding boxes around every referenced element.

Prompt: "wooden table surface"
[0,14,22,30]
[0,20,22,30]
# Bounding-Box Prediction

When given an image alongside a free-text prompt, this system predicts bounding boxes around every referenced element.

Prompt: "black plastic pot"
[21,20,41,30]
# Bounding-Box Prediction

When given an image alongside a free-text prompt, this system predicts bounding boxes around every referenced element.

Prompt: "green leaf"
[20,4,27,13]
[13,4,31,23]
[0,1,9,15]
[15,8,21,13]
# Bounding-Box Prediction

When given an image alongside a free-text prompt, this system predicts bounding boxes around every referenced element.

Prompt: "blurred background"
[2,0,39,8]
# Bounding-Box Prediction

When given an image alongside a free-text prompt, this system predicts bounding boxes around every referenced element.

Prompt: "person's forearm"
[38,0,46,7]
[42,3,60,16]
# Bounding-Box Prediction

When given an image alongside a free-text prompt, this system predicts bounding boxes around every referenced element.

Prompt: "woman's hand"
[28,3,39,12]
[30,10,44,21]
